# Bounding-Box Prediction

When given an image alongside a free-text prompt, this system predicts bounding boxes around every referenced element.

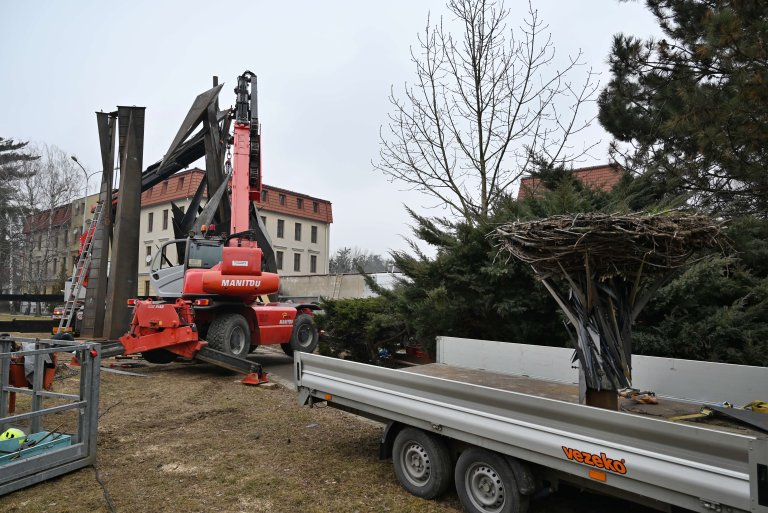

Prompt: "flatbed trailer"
[296,338,768,513]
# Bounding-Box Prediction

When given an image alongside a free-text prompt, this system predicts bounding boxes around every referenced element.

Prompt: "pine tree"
[0,138,38,293]
[598,0,768,217]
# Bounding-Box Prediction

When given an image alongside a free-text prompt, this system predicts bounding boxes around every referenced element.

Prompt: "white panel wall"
[436,336,768,405]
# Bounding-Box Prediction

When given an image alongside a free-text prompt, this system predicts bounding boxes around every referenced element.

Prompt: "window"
[277,219,284,238]
[63,229,68,245]
[148,212,154,232]
[311,226,318,244]
[161,181,168,194]
[144,281,150,297]
[310,255,317,274]
[53,258,57,276]
[177,177,185,190]
[187,240,224,269]
[261,190,268,202]
[145,246,152,263]
[313,201,319,213]
[260,216,267,227]
[279,194,286,206]
[297,198,303,209]
[162,209,169,230]
[276,251,283,270]
[295,223,302,241]
[293,253,301,272]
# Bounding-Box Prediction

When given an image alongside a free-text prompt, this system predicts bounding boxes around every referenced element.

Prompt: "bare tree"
[330,247,395,274]
[376,0,599,222]
[14,144,80,312]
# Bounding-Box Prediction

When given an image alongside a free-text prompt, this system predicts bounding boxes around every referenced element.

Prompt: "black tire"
[142,349,177,364]
[454,448,529,513]
[392,427,452,499]
[289,314,319,354]
[206,313,251,359]
[280,343,294,357]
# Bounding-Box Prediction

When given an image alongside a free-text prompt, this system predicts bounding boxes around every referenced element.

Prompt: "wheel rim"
[296,324,314,348]
[465,462,505,513]
[399,441,431,487]
[229,326,246,354]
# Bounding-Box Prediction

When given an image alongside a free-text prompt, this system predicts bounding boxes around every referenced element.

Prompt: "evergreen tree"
[368,206,567,356]
[0,138,38,292]
[598,0,768,217]
[0,137,38,216]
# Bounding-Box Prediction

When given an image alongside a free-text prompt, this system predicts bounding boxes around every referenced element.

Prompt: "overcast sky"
[0,0,661,256]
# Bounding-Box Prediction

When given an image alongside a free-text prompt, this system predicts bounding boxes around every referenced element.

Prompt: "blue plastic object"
[0,431,72,466]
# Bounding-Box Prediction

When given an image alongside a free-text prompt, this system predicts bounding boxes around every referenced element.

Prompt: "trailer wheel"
[289,314,319,354]
[206,313,250,359]
[142,349,176,364]
[392,427,452,499]
[455,448,529,513]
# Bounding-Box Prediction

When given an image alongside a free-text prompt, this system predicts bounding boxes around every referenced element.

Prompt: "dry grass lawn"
[1,358,467,513]
[1,340,653,513]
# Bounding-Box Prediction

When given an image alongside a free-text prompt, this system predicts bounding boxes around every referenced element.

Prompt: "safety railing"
[0,335,100,495]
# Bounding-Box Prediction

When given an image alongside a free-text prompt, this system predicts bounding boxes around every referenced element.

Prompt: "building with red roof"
[22,168,334,297]
[516,164,623,200]
[137,168,333,295]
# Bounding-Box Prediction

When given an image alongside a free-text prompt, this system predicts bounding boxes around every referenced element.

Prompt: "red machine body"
[118,73,319,372]
[120,299,202,360]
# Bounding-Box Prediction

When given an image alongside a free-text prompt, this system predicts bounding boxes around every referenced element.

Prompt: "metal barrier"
[0,335,100,495]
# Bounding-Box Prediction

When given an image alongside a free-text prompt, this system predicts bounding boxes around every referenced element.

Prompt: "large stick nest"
[494,211,724,279]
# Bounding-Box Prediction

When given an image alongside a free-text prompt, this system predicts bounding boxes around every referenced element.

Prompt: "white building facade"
[137,168,333,295]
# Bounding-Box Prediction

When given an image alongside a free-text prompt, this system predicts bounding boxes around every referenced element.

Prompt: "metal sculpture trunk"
[494,212,724,409]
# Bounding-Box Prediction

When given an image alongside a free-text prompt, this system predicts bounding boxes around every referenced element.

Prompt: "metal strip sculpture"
[494,211,723,406]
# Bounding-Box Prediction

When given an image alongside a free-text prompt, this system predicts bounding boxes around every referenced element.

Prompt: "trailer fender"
[379,421,402,460]
[504,455,537,496]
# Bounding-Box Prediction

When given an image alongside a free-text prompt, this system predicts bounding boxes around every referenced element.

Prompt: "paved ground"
[247,345,296,387]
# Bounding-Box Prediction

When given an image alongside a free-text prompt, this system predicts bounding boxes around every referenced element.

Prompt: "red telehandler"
[103,72,319,382]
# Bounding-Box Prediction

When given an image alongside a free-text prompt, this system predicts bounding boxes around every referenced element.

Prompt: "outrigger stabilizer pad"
[241,371,269,386]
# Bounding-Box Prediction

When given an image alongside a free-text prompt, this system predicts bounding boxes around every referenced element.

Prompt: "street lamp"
[70,156,99,234]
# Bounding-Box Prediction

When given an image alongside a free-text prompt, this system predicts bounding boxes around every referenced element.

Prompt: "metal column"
[103,106,144,340]
[81,111,116,338]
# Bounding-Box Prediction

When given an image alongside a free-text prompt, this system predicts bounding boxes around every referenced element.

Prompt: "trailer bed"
[403,363,764,437]
[296,352,768,513]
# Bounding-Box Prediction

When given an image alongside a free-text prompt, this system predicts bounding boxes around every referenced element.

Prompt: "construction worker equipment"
[1,429,25,444]
[110,72,318,384]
